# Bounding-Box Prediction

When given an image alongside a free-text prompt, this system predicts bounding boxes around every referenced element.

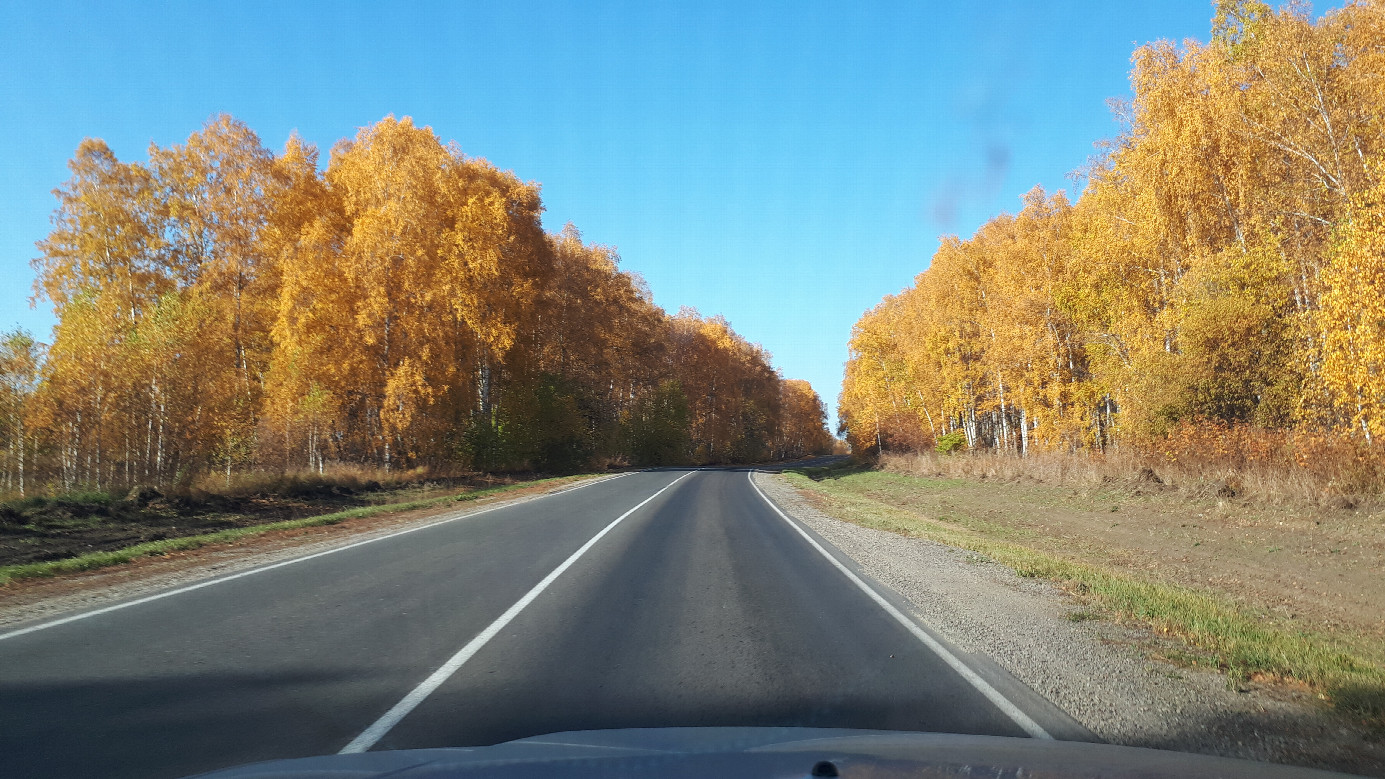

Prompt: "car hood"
[191,727,1355,778]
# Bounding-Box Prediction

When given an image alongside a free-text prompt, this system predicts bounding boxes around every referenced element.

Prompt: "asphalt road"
[0,467,1087,778]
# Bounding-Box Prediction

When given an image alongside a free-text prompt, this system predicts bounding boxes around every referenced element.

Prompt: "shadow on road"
[0,669,364,779]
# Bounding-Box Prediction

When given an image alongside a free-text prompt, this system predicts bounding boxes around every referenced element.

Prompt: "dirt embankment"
[0,474,538,569]
[0,474,605,630]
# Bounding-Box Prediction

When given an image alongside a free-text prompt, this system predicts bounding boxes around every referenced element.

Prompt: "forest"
[0,116,833,497]
[839,1,1385,472]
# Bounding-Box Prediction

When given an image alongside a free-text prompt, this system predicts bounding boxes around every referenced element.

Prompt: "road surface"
[0,467,1087,778]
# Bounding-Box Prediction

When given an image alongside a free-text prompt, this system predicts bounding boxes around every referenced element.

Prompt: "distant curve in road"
[0,467,1085,779]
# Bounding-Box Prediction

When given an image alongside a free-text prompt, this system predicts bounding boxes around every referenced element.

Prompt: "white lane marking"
[0,473,631,642]
[339,470,695,754]
[747,470,1053,740]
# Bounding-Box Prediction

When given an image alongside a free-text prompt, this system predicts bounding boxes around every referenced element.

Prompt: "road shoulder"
[0,474,617,633]
[753,470,1385,777]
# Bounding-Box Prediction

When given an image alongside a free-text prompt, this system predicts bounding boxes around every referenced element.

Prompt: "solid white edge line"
[338,470,695,754]
[0,472,633,642]
[747,470,1053,740]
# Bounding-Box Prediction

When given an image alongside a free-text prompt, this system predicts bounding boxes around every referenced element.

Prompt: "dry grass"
[889,423,1385,509]
[187,463,491,499]
[0,473,587,586]
[0,463,514,506]
[784,460,1385,724]
[0,463,565,573]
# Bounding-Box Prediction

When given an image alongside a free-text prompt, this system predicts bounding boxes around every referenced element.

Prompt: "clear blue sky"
[1,1,1242,429]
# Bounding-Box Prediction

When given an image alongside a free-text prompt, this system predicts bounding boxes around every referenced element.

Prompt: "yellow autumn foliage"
[8,116,833,493]
[840,1,1385,456]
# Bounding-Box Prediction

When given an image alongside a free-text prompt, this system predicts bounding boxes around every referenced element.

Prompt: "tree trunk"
[1020,406,1028,457]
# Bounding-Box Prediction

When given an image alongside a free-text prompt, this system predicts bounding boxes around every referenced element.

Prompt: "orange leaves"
[31,121,282,488]
[841,188,1092,455]
[0,329,42,496]
[382,358,435,447]
[777,379,833,460]
[265,116,815,470]
[1154,418,1385,494]
[1316,173,1385,441]
[841,2,1384,458]
[667,309,788,464]
[25,113,828,486]
[34,138,164,317]
[267,116,550,466]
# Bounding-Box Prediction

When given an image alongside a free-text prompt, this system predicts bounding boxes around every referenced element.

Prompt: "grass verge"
[0,474,588,587]
[782,462,1385,724]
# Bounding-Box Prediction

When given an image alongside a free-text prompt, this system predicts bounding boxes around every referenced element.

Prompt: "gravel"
[754,470,1385,777]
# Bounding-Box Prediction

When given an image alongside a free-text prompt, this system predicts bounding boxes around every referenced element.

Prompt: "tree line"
[0,115,832,496]
[840,1,1385,457]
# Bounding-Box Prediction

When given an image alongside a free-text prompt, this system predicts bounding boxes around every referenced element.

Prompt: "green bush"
[935,431,967,454]
[623,380,692,466]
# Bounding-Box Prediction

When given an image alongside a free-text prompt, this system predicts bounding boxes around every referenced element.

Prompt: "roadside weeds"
[780,462,1385,727]
[761,467,1385,775]
[0,474,595,587]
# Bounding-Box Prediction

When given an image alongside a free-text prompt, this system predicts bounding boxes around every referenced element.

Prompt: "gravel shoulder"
[0,474,615,632]
[755,470,1385,777]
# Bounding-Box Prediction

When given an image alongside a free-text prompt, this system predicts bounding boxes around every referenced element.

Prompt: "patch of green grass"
[783,469,1385,723]
[2,495,49,513]
[2,491,118,515]
[808,462,969,487]
[788,458,874,482]
[40,516,108,530]
[58,490,117,506]
[0,475,587,586]
[815,470,1032,541]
